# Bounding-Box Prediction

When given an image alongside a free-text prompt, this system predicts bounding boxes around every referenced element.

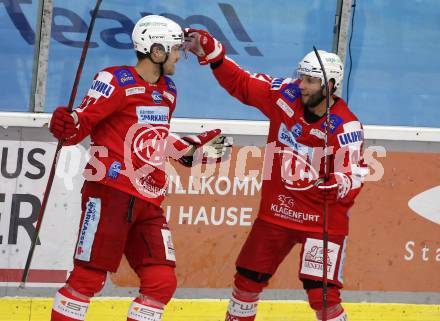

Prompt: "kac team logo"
[132,125,169,166]
[279,148,320,191]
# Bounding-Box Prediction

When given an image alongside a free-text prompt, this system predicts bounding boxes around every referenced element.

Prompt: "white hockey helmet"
[297,50,344,89]
[132,15,183,54]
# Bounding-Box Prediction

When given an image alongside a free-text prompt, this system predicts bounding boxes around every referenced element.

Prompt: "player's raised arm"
[184,28,279,118]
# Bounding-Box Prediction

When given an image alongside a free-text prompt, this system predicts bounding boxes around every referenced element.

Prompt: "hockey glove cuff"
[183,28,225,65]
[179,129,232,167]
[315,172,352,201]
[49,106,78,140]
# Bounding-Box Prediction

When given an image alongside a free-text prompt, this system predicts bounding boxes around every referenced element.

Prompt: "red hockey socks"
[127,296,164,321]
[225,289,259,321]
[224,270,267,321]
[51,287,90,321]
[316,304,348,321]
[307,287,347,321]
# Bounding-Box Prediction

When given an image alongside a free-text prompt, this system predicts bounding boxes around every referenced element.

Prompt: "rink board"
[0,298,439,321]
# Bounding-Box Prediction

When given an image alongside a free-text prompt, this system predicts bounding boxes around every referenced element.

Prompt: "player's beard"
[303,88,325,109]
[163,56,178,75]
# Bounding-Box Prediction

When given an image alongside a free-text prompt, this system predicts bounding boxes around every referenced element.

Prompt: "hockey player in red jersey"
[48,16,230,321]
[184,29,368,321]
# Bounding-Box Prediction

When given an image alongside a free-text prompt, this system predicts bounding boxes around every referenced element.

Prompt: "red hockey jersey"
[65,66,188,206]
[213,57,367,235]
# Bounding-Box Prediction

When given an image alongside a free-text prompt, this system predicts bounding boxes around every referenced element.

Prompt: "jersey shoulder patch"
[114,68,136,87]
[272,80,299,118]
[87,70,116,99]
[279,82,301,103]
[321,114,343,134]
[337,120,364,146]
[164,76,177,94]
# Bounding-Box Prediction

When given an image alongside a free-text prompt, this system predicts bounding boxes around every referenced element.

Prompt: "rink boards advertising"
[0,139,439,293]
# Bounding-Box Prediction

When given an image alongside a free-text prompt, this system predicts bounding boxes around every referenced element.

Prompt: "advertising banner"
[1,0,335,117]
[0,139,439,292]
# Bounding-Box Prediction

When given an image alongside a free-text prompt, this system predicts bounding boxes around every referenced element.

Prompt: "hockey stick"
[313,46,331,321]
[20,0,103,288]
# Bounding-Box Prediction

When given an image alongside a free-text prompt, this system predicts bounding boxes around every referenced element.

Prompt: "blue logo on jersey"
[151,90,163,104]
[107,161,121,179]
[321,114,343,133]
[136,106,169,124]
[90,80,114,97]
[281,83,300,103]
[338,130,363,146]
[278,123,310,156]
[165,77,176,94]
[271,78,285,90]
[115,69,136,87]
[291,123,302,138]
